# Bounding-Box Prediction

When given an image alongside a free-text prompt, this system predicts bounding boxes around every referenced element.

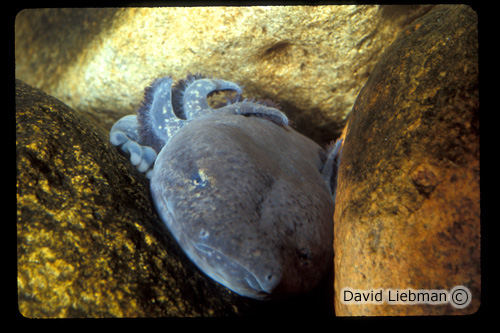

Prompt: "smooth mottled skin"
[110,74,340,300]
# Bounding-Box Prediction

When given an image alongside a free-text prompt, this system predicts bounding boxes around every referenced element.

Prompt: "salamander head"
[110,74,335,299]
[150,112,334,299]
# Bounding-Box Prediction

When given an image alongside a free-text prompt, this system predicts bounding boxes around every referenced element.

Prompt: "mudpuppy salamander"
[110,74,342,300]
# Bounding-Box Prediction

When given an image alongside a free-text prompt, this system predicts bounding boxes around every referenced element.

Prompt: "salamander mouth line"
[188,240,273,296]
[162,195,271,294]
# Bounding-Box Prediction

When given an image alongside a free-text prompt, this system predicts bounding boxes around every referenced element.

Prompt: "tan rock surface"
[15,6,433,145]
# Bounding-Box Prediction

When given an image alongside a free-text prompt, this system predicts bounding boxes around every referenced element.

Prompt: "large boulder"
[334,5,479,316]
[15,6,433,145]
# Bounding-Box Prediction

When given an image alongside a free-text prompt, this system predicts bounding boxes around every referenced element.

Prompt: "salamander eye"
[191,171,208,188]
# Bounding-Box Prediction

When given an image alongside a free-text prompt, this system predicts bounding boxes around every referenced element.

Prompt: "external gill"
[182,78,243,119]
[137,76,185,152]
[221,102,289,127]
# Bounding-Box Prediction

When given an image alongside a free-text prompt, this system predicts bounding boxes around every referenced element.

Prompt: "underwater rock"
[16,79,257,317]
[333,5,479,316]
[15,6,433,145]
